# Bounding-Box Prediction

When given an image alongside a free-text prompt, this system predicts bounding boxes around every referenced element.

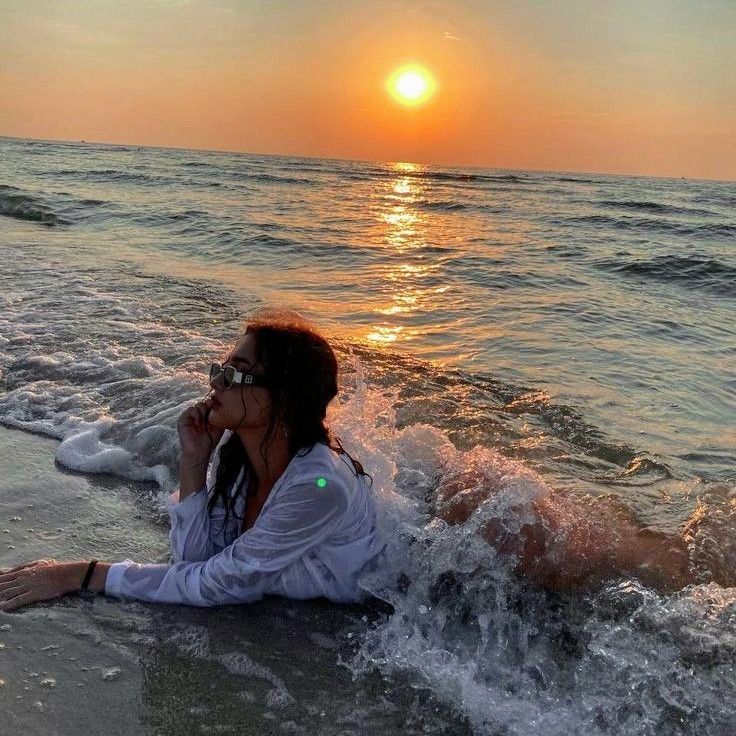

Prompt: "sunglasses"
[208,362,272,390]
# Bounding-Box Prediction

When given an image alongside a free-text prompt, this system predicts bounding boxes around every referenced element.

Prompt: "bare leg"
[435,473,694,593]
[519,493,694,592]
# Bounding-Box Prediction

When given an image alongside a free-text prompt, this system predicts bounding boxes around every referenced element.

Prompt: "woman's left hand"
[0,559,76,612]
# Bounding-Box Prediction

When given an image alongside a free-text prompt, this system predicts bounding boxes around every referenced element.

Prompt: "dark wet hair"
[205,308,371,542]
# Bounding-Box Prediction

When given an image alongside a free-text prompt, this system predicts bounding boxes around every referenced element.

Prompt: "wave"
[560,213,736,238]
[335,166,530,186]
[598,199,716,217]
[52,168,177,186]
[415,199,469,212]
[413,170,528,185]
[685,222,735,237]
[692,192,736,208]
[413,198,514,214]
[93,144,135,152]
[238,171,314,186]
[597,254,736,297]
[340,342,669,484]
[0,184,64,226]
[555,176,600,184]
[132,208,214,227]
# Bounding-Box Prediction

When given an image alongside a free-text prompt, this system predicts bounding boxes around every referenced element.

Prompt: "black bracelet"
[80,559,98,598]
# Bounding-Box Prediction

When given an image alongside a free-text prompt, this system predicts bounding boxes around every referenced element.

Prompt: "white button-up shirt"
[104,433,384,607]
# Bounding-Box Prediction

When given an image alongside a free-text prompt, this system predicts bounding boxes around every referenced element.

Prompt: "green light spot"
[316,477,327,488]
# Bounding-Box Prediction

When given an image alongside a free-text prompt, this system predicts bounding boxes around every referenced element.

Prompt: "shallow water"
[1,136,735,734]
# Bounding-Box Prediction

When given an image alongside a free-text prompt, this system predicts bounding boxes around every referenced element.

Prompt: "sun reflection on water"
[366,162,440,346]
[391,161,421,174]
[382,206,418,232]
[365,324,405,343]
[392,178,412,195]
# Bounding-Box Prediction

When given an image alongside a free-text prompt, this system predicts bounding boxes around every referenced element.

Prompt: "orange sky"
[1,0,734,180]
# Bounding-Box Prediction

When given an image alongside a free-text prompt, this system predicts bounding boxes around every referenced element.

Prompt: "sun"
[387,64,436,106]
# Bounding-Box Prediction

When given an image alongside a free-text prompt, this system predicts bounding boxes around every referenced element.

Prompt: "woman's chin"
[209,416,238,433]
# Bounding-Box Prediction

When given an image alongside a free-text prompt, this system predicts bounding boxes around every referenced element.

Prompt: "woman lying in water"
[0,312,714,612]
[0,310,384,611]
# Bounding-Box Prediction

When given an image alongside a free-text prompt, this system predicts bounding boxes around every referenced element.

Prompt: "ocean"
[0,135,734,735]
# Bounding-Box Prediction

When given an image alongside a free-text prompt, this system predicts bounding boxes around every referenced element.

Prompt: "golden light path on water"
[366,162,449,346]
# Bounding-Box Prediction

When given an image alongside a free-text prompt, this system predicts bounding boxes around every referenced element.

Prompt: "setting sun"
[387,64,437,107]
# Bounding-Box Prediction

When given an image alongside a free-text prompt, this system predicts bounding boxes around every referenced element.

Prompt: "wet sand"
[0,426,469,735]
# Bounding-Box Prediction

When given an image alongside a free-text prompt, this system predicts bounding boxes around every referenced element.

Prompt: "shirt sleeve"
[166,482,242,563]
[166,487,213,562]
[105,475,349,607]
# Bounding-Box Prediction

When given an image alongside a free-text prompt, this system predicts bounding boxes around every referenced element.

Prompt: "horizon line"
[1,132,733,185]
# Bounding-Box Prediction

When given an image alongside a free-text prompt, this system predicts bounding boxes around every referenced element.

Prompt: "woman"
[0,314,716,611]
[0,310,384,611]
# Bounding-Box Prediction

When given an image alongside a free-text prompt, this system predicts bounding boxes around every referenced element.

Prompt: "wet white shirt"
[104,432,384,607]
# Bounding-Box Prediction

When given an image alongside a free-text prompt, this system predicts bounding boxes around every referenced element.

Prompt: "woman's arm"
[168,430,243,563]
[178,456,208,500]
[1,473,349,611]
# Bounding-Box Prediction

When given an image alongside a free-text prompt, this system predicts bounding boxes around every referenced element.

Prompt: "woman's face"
[206,332,273,431]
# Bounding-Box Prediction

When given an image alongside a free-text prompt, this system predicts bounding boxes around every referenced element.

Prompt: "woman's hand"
[177,397,224,467]
[177,397,225,497]
[0,559,78,612]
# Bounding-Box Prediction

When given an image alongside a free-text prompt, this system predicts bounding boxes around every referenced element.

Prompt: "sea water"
[0,136,734,734]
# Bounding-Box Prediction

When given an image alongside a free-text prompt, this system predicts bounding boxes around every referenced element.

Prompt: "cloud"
[442,30,460,41]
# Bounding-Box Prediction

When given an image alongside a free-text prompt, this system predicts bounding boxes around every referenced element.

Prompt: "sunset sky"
[1,0,734,180]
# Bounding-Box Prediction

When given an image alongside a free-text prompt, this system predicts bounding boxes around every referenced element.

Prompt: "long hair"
[205,309,371,541]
